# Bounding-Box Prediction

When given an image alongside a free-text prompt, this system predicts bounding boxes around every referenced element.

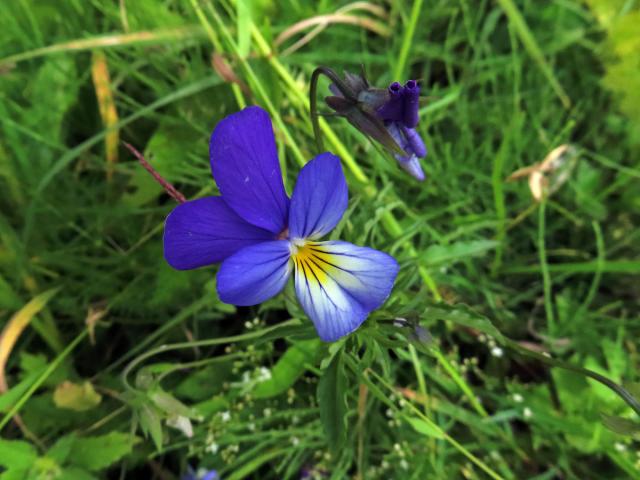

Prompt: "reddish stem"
[123,142,186,204]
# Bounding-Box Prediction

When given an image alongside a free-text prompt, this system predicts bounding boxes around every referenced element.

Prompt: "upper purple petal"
[376,82,404,123]
[288,153,348,240]
[402,80,420,128]
[209,106,290,234]
[164,197,274,270]
[217,240,292,306]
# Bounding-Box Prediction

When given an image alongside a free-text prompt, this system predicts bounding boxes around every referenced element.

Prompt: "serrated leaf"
[139,403,163,451]
[422,240,498,266]
[406,416,445,438]
[601,413,640,436]
[253,339,321,399]
[53,381,102,412]
[424,303,505,343]
[67,433,135,471]
[317,350,347,453]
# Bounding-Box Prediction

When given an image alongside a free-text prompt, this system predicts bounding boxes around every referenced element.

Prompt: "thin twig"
[123,142,186,204]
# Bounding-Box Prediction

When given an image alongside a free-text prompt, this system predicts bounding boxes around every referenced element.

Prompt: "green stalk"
[393,0,424,80]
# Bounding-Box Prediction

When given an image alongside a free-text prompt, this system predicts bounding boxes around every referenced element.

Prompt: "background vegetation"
[1,0,639,478]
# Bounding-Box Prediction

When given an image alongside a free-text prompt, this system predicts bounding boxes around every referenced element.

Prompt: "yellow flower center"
[290,241,336,285]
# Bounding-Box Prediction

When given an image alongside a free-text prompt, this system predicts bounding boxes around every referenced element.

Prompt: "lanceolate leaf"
[317,350,348,453]
[253,339,321,399]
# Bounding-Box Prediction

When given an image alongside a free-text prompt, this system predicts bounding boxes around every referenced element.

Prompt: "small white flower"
[206,442,219,454]
[614,442,627,452]
[291,436,300,446]
[220,411,231,422]
[263,408,272,418]
[512,393,524,403]
[491,346,504,358]
[258,367,272,382]
[523,407,533,419]
[400,459,409,470]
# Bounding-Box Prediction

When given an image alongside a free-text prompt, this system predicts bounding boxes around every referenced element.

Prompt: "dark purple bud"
[343,71,368,94]
[402,126,427,158]
[377,82,405,123]
[402,80,420,128]
[357,88,389,110]
[328,83,343,98]
[325,95,354,115]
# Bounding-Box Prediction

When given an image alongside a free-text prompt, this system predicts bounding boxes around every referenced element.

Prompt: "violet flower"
[318,68,427,181]
[164,106,398,342]
[182,466,218,480]
[376,80,427,181]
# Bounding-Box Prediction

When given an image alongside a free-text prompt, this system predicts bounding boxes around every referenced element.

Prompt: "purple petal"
[396,155,426,182]
[376,82,404,123]
[292,240,398,342]
[217,240,292,306]
[164,197,274,270]
[289,153,348,240]
[402,80,420,128]
[387,123,426,181]
[210,106,290,234]
[402,126,427,158]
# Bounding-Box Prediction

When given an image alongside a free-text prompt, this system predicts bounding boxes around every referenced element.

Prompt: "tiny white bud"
[491,346,504,358]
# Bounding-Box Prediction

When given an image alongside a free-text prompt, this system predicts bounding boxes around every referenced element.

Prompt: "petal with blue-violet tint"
[217,240,292,306]
[292,241,398,341]
[164,197,274,270]
[288,153,348,240]
[209,106,290,234]
[402,80,420,128]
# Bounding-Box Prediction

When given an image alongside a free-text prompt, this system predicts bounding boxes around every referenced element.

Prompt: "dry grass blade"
[211,52,252,97]
[276,10,391,56]
[91,51,119,182]
[0,26,205,67]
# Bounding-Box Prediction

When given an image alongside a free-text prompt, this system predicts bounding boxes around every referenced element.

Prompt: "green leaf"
[421,240,498,266]
[236,0,252,58]
[53,381,102,412]
[66,433,136,471]
[46,435,76,465]
[253,339,321,399]
[59,467,98,480]
[317,350,347,453]
[601,414,640,436]
[0,439,38,471]
[149,389,194,418]
[423,303,505,343]
[406,416,445,439]
[139,403,164,451]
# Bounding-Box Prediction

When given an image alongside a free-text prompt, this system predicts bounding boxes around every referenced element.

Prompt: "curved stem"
[505,338,640,416]
[121,319,299,393]
[309,66,357,154]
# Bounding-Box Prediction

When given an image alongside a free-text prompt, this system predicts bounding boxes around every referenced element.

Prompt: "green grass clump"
[1,0,639,479]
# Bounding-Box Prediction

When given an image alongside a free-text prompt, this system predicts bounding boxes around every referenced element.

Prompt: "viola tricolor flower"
[321,68,427,181]
[164,106,398,342]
